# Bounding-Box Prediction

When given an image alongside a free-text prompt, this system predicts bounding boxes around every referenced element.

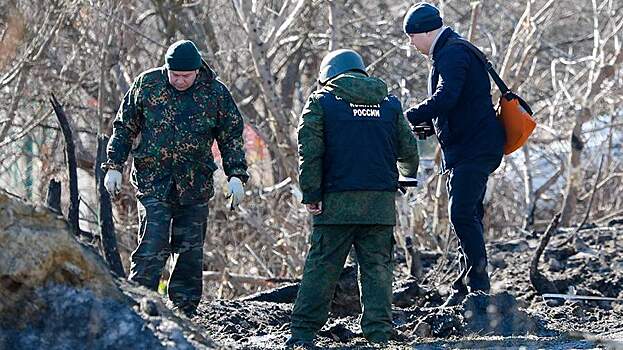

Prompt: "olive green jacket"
[298,72,420,225]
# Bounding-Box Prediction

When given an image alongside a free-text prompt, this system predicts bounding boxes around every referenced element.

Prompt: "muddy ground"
[190,224,623,349]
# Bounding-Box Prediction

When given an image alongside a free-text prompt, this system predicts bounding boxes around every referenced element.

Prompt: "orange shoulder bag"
[447,38,536,155]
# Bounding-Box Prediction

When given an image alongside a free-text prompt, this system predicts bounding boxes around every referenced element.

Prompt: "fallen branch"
[202,271,299,285]
[529,212,561,295]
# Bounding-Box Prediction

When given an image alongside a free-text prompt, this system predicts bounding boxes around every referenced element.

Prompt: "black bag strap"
[445,37,510,94]
[446,37,533,115]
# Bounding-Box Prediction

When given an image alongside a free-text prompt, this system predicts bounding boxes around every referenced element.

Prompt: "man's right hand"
[306,202,322,215]
[104,170,122,198]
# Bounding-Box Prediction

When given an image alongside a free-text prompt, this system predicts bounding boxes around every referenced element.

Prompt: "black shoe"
[284,337,316,349]
[441,289,467,307]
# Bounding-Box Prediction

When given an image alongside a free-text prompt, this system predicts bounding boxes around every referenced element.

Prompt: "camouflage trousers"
[128,195,208,313]
[290,224,395,343]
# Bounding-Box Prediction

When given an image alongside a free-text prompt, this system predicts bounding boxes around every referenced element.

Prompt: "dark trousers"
[128,195,208,312]
[446,155,501,293]
[290,225,395,343]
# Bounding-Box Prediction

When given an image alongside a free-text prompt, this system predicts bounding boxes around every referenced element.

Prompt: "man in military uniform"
[402,3,505,307]
[102,40,248,315]
[286,49,420,347]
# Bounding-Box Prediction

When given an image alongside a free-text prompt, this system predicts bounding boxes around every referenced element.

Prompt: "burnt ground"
[190,224,623,349]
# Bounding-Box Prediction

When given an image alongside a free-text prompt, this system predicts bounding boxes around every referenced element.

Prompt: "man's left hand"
[306,202,323,215]
[226,177,244,209]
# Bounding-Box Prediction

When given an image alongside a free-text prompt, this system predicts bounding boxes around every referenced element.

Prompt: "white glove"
[104,170,122,198]
[226,177,244,208]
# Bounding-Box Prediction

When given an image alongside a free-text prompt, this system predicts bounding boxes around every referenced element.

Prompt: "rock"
[489,253,508,269]
[0,192,123,328]
[491,239,530,253]
[0,284,164,350]
[418,309,463,337]
[319,321,357,342]
[544,245,576,262]
[393,278,426,307]
[141,297,160,316]
[586,277,623,299]
[413,320,432,338]
[460,292,540,336]
[157,319,196,350]
[0,192,216,349]
[571,304,585,318]
[552,310,567,319]
[548,258,564,272]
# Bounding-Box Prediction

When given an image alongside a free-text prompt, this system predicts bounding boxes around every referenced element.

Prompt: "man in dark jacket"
[402,2,506,307]
[286,49,420,347]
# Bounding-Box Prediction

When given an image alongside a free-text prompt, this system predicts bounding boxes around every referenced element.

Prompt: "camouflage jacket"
[103,64,248,204]
[298,72,420,225]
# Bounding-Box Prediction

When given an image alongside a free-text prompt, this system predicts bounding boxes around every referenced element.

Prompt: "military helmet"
[318,49,367,84]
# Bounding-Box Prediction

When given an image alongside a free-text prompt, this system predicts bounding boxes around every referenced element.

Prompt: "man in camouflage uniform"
[286,49,420,347]
[102,40,248,315]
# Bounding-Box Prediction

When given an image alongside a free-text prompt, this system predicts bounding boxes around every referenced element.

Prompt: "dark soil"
[191,225,623,349]
[0,282,217,350]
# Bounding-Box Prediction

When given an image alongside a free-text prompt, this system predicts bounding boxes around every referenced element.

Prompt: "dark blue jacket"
[318,92,400,193]
[406,28,505,170]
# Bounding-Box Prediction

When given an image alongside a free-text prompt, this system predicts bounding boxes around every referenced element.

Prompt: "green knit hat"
[165,40,202,71]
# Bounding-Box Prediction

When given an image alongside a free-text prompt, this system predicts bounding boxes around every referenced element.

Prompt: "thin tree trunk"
[45,179,61,214]
[50,93,80,237]
[0,67,28,145]
[574,155,605,233]
[328,0,343,51]
[522,146,534,229]
[96,135,125,277]
[467,2,481,42]
[560,108,588,226]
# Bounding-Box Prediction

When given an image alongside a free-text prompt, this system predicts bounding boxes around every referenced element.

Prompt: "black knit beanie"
[165,40,202,71]
[403,2,443,34]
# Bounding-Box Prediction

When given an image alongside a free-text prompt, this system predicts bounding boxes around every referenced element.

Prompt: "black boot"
[284,337,316,349]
